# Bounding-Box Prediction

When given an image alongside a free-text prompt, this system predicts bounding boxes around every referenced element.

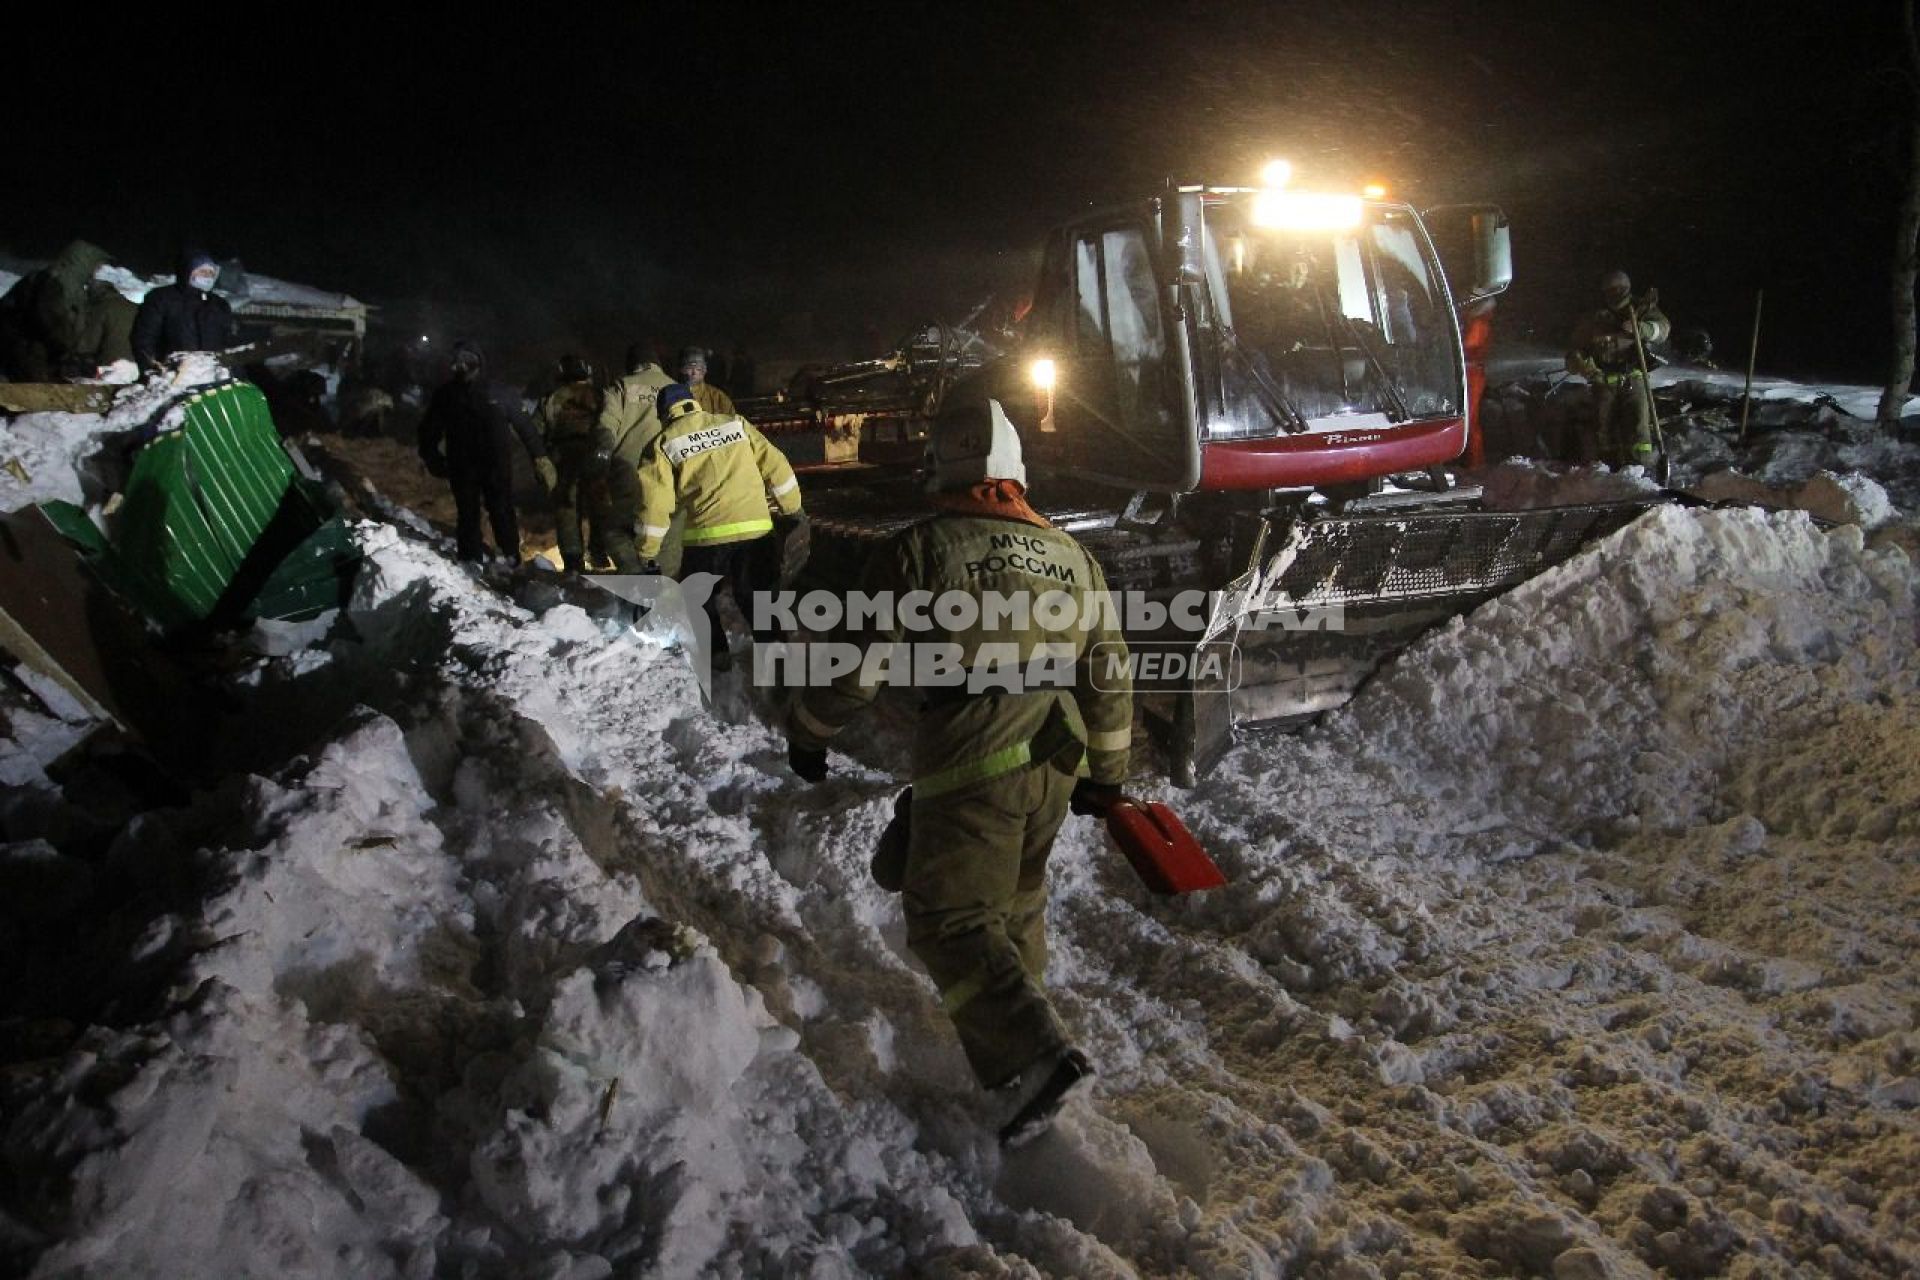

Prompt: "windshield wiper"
[1306,280,1410,423]
[1220,324,1311,435]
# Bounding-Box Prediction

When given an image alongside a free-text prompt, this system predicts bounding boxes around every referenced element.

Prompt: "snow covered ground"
[2,375,1918,1277]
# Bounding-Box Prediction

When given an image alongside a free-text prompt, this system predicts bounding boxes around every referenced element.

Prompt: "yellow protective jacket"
[789,513,1133,797]
[637,408,801,558]
[692,381,737,416]
[533,381,601,444]
[596,363,675,465]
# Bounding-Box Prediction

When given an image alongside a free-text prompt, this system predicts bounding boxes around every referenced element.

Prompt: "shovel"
[870,788,1227,897]
[1106,798,1227,895]
[1627,301,1671,485]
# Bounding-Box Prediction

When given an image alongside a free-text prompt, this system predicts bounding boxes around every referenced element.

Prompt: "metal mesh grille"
[1266,503,1651,608]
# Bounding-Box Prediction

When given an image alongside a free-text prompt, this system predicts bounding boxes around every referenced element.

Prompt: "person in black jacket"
[417,340,556,564]
[131,250,236,369]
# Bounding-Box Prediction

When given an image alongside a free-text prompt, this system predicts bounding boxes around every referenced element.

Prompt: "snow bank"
[1116,505,1920,1275]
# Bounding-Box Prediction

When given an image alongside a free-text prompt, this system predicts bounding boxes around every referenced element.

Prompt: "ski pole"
[1739,289,1763,443]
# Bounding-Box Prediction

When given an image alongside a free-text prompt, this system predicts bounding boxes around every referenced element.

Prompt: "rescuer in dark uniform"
[417,340,555,564]
[0,240,136,380]
[784,398,1134,1145]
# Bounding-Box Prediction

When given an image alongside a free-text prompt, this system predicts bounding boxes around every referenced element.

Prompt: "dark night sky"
[9,2,1899,380]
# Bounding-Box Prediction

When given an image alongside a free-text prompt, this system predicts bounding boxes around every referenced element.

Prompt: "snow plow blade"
[798,483,1660,786]
[38,380,359,633]
[1156,499,1659,782]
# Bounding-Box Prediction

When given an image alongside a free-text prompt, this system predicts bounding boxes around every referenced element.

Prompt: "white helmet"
[926,397,1026,492]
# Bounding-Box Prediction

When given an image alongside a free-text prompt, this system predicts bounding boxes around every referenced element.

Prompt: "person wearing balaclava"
[783,398,1134,1147]
[131,249,236,369]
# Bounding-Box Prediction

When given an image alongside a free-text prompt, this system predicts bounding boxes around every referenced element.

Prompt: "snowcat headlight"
[1030,358,1057,391]
[1252,190,1364,231]
[1261,158,1294,189]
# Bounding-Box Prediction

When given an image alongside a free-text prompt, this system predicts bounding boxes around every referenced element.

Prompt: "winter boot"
[997,1047,1093,1148]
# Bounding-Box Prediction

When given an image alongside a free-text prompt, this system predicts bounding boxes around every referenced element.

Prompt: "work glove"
[534,457,559,492]
[788,740,829,783]
[1070,779,1124,818]
[420,450,449,479]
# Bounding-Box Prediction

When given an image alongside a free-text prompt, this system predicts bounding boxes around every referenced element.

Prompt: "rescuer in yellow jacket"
[595,343,677,572]
[680,345,738,416]
[1567,269,1670,468]
[784,398,1133,1145]
[637,382,802,667]
[532,354,604,573]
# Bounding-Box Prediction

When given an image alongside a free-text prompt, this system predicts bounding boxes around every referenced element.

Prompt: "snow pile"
[0,354,229,512]
[1133,505,1920,1275]
[3,485,1918,1273]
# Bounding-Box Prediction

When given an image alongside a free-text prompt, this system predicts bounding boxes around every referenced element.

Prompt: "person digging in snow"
[783,399,1134,1146]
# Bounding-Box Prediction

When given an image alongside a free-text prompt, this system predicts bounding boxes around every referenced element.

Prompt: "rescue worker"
[532,353,606,573]
[784,399,1133,1145]
[596,343,677,572]
[0,240,136,380]
[636,383,801,669]
[131,250,236,369]
[1567,269,1670,468]
[679,345,737,416]
[417,340,556,564]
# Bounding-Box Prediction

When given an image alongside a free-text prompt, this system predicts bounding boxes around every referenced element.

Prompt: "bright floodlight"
[1261,158,1294,189]
[1362,182,1388,200]
[1252,190,1365,231]
[1030,357,1057,391]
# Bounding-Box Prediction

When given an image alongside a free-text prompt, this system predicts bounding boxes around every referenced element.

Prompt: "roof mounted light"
[1260,158,1294,189]
[1362,182,1389,200]
[1251,190,1365,231]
